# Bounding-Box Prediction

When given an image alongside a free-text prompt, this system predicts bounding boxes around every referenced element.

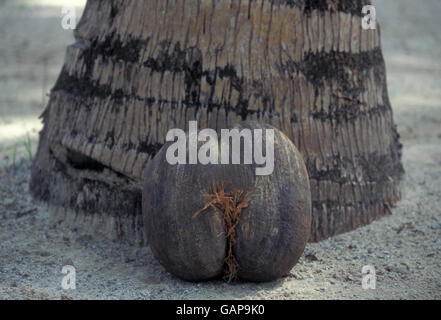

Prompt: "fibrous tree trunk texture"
[30,0,403,244]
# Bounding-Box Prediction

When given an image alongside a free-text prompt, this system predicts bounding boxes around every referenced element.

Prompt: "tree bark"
[30,0,403,244]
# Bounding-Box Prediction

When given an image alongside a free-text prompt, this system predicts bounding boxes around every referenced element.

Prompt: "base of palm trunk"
[30,139,402,244]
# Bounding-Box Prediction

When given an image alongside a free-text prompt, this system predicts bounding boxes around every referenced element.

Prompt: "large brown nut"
[142,122,311,282]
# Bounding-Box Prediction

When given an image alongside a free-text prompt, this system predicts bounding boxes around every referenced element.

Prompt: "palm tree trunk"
[30,0,403,244]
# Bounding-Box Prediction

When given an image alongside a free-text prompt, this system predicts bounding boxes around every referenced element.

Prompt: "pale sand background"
[0,0,440,299]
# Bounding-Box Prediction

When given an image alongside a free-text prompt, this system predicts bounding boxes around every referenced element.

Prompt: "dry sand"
[0,0,440,299]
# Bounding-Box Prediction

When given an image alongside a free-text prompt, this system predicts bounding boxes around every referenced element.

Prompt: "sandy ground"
[0,0,440,299]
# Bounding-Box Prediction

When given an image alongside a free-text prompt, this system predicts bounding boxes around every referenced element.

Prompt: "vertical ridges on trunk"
[31,0,403,244]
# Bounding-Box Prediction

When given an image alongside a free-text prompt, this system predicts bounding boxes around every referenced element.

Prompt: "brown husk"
[193,182,251,282]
